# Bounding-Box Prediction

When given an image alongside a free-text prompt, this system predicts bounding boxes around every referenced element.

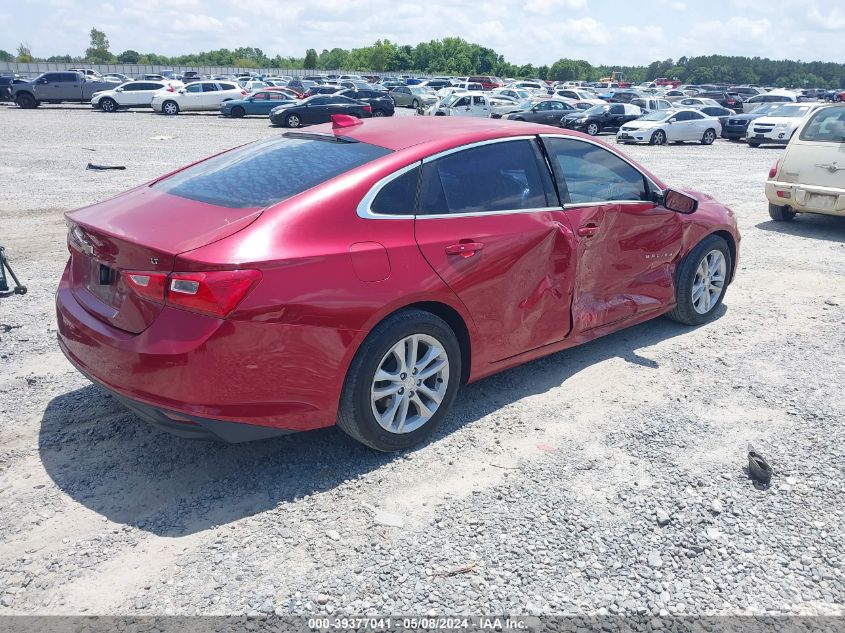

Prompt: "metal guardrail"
[0,61,402,78]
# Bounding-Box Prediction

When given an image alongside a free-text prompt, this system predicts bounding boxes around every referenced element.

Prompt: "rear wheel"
[372,109,385,117]
[768,203,796,222]
[230,106,245,118]
[100,97,117,113]
[701,128,716,145]
[161,100,179,115]
[337,309,461,452]
[285,113,301,128]
[586,122,600,135]
[650,129,666,145]
[666,235,731,326]
[748,141,760,148]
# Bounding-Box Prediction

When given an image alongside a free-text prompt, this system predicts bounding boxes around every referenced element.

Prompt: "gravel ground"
[0,103,844,617]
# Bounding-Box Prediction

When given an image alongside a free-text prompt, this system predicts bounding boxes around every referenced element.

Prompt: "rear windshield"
[800,107,845,142]
[155,135,392,208]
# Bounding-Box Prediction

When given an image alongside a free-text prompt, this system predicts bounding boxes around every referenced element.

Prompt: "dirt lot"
[0,104,843,617]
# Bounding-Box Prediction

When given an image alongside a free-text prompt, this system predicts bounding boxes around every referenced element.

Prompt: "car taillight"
[241,90,248,96]
[363,104,372,113]
[166,85,175,92]
[768,159,780,179]
[122,269,261,317]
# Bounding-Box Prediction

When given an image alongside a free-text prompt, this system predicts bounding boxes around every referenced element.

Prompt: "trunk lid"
[66,186,261,333]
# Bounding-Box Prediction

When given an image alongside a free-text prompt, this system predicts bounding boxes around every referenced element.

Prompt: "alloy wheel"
[286,114,301,127]
[692,250,726,314]
[370,334,449,434]
[586,123,599,135]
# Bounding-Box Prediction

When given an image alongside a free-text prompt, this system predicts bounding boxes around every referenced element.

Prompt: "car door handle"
[577,224,599,238]
[445,242,484,257]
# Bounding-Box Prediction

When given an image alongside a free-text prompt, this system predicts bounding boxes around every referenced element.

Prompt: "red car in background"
[57,117,739,451]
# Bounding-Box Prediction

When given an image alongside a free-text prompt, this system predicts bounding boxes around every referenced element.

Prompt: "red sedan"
[57,116,740,451]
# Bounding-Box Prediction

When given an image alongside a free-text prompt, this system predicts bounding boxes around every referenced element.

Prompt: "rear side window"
[155,136,392,209]
[800,107,845,142]
[418,140,554,215]
[219,83,236,90]
[543,137,648,205]
[370,166,420,215]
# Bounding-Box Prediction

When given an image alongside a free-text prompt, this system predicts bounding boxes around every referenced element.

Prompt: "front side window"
[543,137,648,205]
[186,84,202,93]
[800,107,845,142]
[418,140,554,215]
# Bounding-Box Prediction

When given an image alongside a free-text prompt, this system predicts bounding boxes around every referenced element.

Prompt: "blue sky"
[1,0,843,66]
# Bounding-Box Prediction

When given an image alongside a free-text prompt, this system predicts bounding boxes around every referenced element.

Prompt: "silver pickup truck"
[11,71,117,109]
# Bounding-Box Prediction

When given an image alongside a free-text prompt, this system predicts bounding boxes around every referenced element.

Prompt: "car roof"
[307,116,589,154]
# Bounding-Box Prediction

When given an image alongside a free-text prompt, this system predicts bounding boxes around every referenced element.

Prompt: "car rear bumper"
[56,261,348,436]
[765,182,845,216]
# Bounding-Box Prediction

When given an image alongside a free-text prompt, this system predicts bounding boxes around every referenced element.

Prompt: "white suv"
[151,81,246,115]
[747,103,823,147]
[91,80,182,112]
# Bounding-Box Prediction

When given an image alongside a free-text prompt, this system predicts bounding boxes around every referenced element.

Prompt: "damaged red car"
[57,116,740,451]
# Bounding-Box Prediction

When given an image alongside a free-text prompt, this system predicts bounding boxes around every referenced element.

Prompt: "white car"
[765,104,845,221]
[492,87,534,102]
[91,80,182,112]
[429,92,516,117]
[675,97,722,109]
[150,81,246,115]
[742,91,798,113]
[746,103,824,147]
[616,108,721,145]
[631,97,673,112]
[553,89,605,105]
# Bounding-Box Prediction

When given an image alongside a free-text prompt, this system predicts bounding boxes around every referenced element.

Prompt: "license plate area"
[806,193,835,210]
[85,259,120,307]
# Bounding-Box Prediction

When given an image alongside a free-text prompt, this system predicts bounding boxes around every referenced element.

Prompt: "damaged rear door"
[413,137,576,363]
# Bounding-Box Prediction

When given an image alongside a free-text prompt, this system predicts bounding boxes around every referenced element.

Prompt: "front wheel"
[161,100,179,115]
[768,203,796,222]
[285,113,301,128]
[411,99,420,109]
[666,235,732,326]
[15,93,36,109]
[701,129,716,145]
[748,141,760,148]
[650,129,666,145]
[586,122,600,136]
[100,97,117,113]
[230,106,245,118]
[337,309,461,452]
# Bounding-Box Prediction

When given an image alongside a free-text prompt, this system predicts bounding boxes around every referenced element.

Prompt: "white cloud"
[523,0,587,16]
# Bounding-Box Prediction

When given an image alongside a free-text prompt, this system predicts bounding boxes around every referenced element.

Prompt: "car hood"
[622,120,658,129]
[754,116,801,125]
[728,112,766,121]
[563,112,587,120]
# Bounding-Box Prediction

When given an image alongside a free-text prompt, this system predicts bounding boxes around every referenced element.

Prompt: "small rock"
[710,499,724,514]
[315,594,329,605]
[656,509,671,526]
[326,530,341,542]
[2,595,14,608]
[648,551,663,569]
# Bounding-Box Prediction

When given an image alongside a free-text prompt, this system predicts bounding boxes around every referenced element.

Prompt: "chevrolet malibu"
[57,117,740,451]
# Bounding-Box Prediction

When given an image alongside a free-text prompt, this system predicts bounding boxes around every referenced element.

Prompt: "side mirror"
[668,118,676,124]
[661,189,698,214]
[115,87,123,92]
[178,88,186,94]
[38,78,48,84]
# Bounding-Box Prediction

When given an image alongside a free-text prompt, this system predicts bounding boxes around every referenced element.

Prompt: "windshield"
[410,87,432,94]
[583,105,608,116]
[769,105,814,118]
[639,110,672,122]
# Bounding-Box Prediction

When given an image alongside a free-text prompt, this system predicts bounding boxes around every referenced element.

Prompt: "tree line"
[3,30,844,88]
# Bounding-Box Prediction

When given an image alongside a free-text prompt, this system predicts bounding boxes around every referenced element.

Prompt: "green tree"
[85,27,114,63]
[303,48,318,69]
[16,43,33,62]
[0,49,13,62]
[117,49,140,63]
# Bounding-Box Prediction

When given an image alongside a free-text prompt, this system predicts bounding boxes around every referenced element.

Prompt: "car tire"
[586,122,600,135]
[285,113,301,128]
[161,100,179,116]
[100,97,117,113]
[748,141,760,148]
[337,309,462,452]
[666,235,732,326]
[15,92,36,109]
[372,109,385,117]
[230,106,245,118]
[411,99,420,109]
[650,130,666,145]
[768,203,796,222]
[701,129,716,145]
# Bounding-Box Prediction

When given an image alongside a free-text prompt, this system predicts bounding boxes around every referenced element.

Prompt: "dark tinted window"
[687,110,704,119]
[609,104,625,114]
[155,136,392,209]
[42,73,62,82]
[418,140,553,215]
[543,137,648,205]
[202,83,219,92]
[674,110,693,121]
[371,166,420,215]
[219,82,236,90]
